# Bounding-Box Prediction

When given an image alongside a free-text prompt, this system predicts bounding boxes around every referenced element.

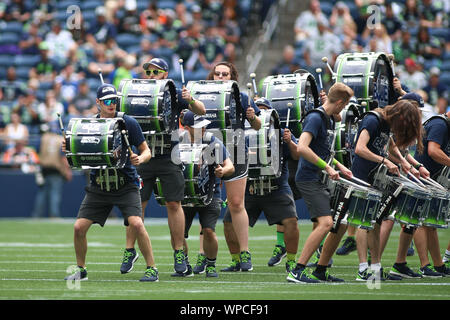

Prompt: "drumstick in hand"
[98,68,104,84]
[179,59,185,87]
[316,68,323,92]
[250,73,258,97]
[121,130,133,155]
[57,113,66,139]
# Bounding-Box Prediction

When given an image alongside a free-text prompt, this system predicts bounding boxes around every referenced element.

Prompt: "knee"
[128,217,145,233]
[74,222,88,238]
[202,228,215,239]
[282,218,299,231]
[227,197,244,213]
[166,201,181,214]
[318,217,333,232]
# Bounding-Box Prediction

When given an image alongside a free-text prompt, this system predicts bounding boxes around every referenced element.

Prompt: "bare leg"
[166,200,185,251]
[225,178,249,252]
[297,216,333,265]
[128,216,156,267]
[73,218,93,267]
[318,223,347,266]
[414,226,430,268]
[223,221,240,255]
[379,219,395,257]
[281,217,299,256]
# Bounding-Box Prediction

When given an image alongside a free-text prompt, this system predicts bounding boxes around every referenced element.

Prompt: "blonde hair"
[327,82,354,104]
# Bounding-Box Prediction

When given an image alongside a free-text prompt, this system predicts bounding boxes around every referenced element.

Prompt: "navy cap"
[97,83,118,100]
[142,58,169,72]
[183,110,211,128]
[400,92,424,108]
[255,97,272,109]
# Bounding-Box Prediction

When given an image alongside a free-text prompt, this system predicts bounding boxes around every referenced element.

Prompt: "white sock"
[371,263,381,273]
[359,262,369,272]
[443,249,450,263]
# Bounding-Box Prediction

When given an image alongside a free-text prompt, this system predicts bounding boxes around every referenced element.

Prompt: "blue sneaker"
[286,260,296,273]
[193,253,207,274]
[221,260,241,272]
[287,267,320,284]
[240,251,253,272]
[311,270,345,282]
[356,268,372,281]
[419,264,443,278]
[64,266,88,281]
[267,245,287,266]
[171,256,193,277]
[336,237,357,255]
[140,267,159,282]
[120,249,139,274]
[173,250,187,274]
[390,263,422,279]
[205,265,218,278]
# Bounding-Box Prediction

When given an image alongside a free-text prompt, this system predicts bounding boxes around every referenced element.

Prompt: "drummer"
[206,61,262,272]
[64,83,159,282]
[350,99,424,281]
[412,110,450,276]
[177,110,234,278]
[223,98,301,273]
[120,58,206,277]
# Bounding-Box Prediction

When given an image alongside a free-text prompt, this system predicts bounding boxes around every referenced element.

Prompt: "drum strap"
[376,181,403,223]
[330,185,353,233]
[96,169,126,191]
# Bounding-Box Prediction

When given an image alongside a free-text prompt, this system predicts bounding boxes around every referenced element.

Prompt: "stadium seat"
[15,67,30,80]
[80,0,103,11]
[429,28,449,41]
[158,0,177,10]
[320,2,333,17]
[57,0,80,10]
[441,61,450,72]
[0,21,24,34]
[0,54,12,67]
[440,72,450,86]
[0,33,20,45]
[116,33,142,49]
[39,81,54,91]
[13,55,41,67]
[137,0,150,11]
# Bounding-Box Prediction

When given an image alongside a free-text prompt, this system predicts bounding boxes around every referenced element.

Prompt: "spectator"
[399,58,427,91]
[294,0,328,45]
[217,6,241,63]
[44,21,77,67]
[201,0,223,27]
[112,54,138,88]
[3,111,29,150]
[12,90,40,127]
[155,9,182,50]
[392,27,417,64]
[87,44,115,79]
[86,6,117,46]
[423,67,449,114]
[271,45,301,75]
[31,123,72,218]
[172,23,201,74]
[174,2,193,28]
[3,0,31,22]
[401,0,420,29]
[329,1,357,41]
[362,24,392,54]
[416,89,437,122]
[55,64,80,105]
[67,80,97,117]
[1,138,39,170]
[415,26,443,62]
[29,41,59,83]
[118,0,141,35]
[0,67,26,102]
[303,22,341,72]
[382,2,403,41]
[36,90,65,124]
[139,2,159,35]
[19,21,42,55]
[419,0,444,28]
[198,26,225,72]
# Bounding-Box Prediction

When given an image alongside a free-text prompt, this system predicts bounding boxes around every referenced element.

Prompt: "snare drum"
[246,109,283,179]
[261,71,320,138]
[185,80,244,130]
[118,78,179,134]
[421,189,449,229]
[389,178,432,227]
[334,52,395,109]
[435,166,450,190]
[65,117,128,169]
[154,143,215,207]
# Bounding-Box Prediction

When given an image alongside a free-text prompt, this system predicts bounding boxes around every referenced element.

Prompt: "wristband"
[189,98,196,105]
[414,163,423,169]
[332,158,338,166]
[316,158,327,170]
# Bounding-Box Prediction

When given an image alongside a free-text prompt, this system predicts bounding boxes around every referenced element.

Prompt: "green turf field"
[0,218,449,301]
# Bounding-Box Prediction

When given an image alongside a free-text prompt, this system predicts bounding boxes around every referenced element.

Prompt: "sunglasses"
[102,98,118,106]
[146,69,166,76]
[214,71,230,77]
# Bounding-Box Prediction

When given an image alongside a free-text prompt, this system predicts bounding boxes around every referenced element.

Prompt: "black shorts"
[78,183,142,227]
[138,157,184,203]
[295,180,331,222]
[183,198,222,238]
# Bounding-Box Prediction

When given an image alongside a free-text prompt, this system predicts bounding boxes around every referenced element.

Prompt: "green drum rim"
[155,178,165,205]
[152,83,160,132]
[103,119,112,167]
[185,163,196,197]
[119,80,130,114]
[335,122,344,164]
[70,119,80,167]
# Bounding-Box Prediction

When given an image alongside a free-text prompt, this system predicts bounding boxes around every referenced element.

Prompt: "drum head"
[118,79,178,133]
[261,73,319,138]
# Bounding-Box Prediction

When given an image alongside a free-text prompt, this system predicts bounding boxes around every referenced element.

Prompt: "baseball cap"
[97,84,118,100]
[430,66,440,76]
[255,98,272,109]
[142,58,169,72]
[400,92,424,108]
[183,110,211,128]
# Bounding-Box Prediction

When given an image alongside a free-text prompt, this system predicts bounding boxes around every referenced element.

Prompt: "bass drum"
[333,52,395,110]
[117,78,179,134]
[246,109,283,180]
[154,144,216,207]
[65,117,128,169]
[185,80,244,130]
[261,71,320,138]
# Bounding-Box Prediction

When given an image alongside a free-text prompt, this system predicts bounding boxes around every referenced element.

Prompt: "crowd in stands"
[0,0,261,169]
[271,0,449,121]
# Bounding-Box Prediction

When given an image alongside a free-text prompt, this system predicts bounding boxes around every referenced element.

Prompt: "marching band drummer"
[176,110,234,278]
[120,58,206,277]
[412,110,450,277]
[64,83,159,282]
[205,61,262,272]
[222,98,301,274]
[350,99,424,282]
[287,82,354,283]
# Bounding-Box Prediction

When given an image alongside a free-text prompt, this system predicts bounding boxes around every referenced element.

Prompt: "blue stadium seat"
[82,10,97,25]
[443,51,450,61]
[80,0,103,11]
[0,55,13,67]
[0,21,24,34]
[87,78,102,91]
[39,81,54,91]
[15,67,30,81]
[116,33,142,49]
[137,0,150,11]
[158,0,177,10]
[429,28,449,41]
[441,61,450,72]
[0,33,20,45]
[14,55,41,67]
[320,2,333,16]
[440,72,450,86]
[57,0,80,10]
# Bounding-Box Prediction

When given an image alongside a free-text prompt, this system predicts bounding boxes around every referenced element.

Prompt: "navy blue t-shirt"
[414,116,449,177]
[351,113,390,182]
[90,114,145,186]
[247,129,297,196]
[295,108,333,182]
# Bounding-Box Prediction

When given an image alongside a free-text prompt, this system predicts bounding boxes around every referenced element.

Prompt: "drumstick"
[422,177,447,191]
[407,171,427,188]
[250,73,258,97]
[178,59,185,87]
[215,143,221,167]
[387,53,396,77]
[315,68,323,91]
[56,113,66,139]
[286,102,292,129]
[98,68,104,84]
[322,56,335,76]
[121,130,133,155]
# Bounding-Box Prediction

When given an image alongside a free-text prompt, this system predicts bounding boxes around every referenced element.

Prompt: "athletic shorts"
[183,198,222,238]
[222,153,248,182]
[138,157,184,203]
[223,192,298,226]
[78,183,142,227]
[295,180,331,221]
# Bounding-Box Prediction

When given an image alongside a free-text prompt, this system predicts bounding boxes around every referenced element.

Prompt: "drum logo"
[80,137,101,144]
[198,94,217,101]
[130,98,150,105]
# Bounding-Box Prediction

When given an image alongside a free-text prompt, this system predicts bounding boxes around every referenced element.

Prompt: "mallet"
[179,58,185,87]
[250,72,258,97]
